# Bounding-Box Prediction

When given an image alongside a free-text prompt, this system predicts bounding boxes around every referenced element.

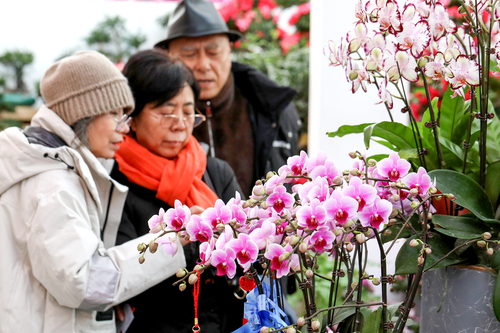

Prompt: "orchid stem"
[374,229,388,333]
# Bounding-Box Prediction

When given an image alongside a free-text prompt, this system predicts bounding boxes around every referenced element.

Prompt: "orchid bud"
[242,201,249,209]
[351,282,358,290]
[344,219,354,228]
[137,243,146,252]
[372,278,381,286]
[417,57,429,67]
[260,327,269,333]
[179,282,187,292]
[390,209,399,218]
[285,224,295,233]
[287,327,296,333]
[425,248,432,255]
[448,193,456,201]
[194,264,205,273]
[297,317,305,326]
[176,268,188,278]
[279,253,289,262]
[255,179,262,186]
[266,171,275,180]
[299,242,308,253]
[356,233,366,244]
[410,201,419,209]
[434,195,442,201]
[349,70,358,81]
[149,240,158,253]
[388,218,398,225]
[428,212,433,220]
[429,187,438,194]
[306,270,314,278]
[290,235,300,246]
[389,182,397,188]
[333,228,342,236]
[349,151,357,159]
[409,188,419,197]
[350,169,360,176]
[477,240,487,248]
[138,256,145,264]
[216,223,225,232]
[487,248,494,255]
[417,256,425,266]
[253,185,265,197]
[368,159,377,167]
[188,274,198,285]
[260,201,269,209]
[311,320,320,331]
[346,243,354,252]
[383,229,392,236]
[483,232,492,240]
[409,239,419,247]
[392,194,400,202]
[332,176,343,185]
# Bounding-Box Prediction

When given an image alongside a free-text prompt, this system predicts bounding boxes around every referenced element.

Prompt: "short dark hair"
[122,49,200,117]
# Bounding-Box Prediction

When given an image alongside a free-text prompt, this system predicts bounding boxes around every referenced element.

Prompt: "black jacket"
[112,156,244,333]
[231,61,301,181]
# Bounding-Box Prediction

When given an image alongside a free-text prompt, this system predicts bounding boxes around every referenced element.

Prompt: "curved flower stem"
[374,229,388,333]
[424,238,482,272]
[327,248,341,324]
[420,71,446,169]
[298,253,313,330]
[353,242,364,333]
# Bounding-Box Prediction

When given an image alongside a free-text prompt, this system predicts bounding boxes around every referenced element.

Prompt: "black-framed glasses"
[109,114,132,132]
[155,108,206,128]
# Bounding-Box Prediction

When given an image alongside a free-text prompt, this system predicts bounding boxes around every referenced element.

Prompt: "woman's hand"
[190,205,204,215]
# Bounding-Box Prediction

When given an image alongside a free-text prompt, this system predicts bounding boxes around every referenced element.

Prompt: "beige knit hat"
[40,50,135,126]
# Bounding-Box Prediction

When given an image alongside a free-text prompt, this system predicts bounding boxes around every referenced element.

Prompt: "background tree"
[0,50,34,93]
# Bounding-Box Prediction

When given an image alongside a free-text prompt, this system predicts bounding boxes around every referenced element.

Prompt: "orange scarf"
[115,135,218,209]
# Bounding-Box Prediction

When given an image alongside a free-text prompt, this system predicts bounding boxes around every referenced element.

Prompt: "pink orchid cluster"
[325,0,500,108]
[148,151,436,280]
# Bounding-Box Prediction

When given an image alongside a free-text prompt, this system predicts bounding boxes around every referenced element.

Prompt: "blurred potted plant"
[325,0,500,330]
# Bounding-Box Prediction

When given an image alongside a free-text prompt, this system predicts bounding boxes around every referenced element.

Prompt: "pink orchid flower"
[264,243,293,278]
[447,55,481,90]
[366,47,385,72]
[386,51,419,82]
[148,208,166,234]
[324,190,359,225]
[286,150,309,176]
[229,203,247,226]
[423,52,451,80]
[376,74,394,109]
[297,198,327,230]
[402,167,432,196]
[343,176,377,211]
[155,234,178,256]
[199,239,215,265]
[377,152,412,181]
[227,234,259,271]
[306,176,332,203]
[306,152,329,172]
[201,199,232,230]
[377,0,402,34]
[264,172,287,192]
[358,196,393,229]
[186,215,213,243]
[290,253,301,272]
[309,159,342,187]
[211,247,237,278]
[267,185,294,213]
[396,20,431,58]
[163,200,191,231]
[249,219,276,250]
[406,0,430,18]
[428,3,457,41]
[347,22,372,53]
[216,225,234,250]
[326,38,349,68]
[309,227,336,253]
[438,34,461,62]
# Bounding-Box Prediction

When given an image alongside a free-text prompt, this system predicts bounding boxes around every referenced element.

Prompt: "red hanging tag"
[239,275,256,291]
[192,269,201,332]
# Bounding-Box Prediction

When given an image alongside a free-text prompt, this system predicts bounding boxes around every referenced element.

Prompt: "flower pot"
[420,266,500,333]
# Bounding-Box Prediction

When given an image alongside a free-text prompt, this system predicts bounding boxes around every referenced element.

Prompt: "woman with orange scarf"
[111,49,244,333]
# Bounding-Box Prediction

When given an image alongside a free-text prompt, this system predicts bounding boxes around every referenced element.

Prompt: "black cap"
[155,0,244,49]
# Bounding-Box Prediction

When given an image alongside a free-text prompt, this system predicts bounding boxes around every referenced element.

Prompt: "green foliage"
[0,50,34,93]
[84,15,146,63]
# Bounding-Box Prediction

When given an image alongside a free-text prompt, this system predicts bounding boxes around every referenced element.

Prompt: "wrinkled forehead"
[169,34,231,52]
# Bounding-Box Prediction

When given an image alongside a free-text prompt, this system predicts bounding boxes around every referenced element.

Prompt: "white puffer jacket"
[0,106,186,333]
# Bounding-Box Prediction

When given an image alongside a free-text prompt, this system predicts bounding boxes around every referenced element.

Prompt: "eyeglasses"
[109,114,132,132]
[155,109,206,128]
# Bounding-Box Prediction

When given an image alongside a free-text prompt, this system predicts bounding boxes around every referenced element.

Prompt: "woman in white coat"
[0,51,186,333]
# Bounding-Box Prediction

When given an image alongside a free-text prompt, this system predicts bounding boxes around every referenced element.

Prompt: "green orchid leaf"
[451,112,473,144]
[327,123,375,138]
[398,148,420,159]
[364,124,375,150]
[491,249,500,272]
[487,100,500,163]
[428,169,499,225]
[362,306,383,333]
[331,304,356,325]
[371,122,419,150]
[434,227,484,239]
[387,302,403,318]
[373,139,397,150]
[395,234,464,275]
[439,136,466,169]
[367,154,389,162]
[454,238,473,255]
[486,161,500,208]
[432,215,490,234]
[440,87,466,142]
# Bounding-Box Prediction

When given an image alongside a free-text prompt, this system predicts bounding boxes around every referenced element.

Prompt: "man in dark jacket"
[155,0,301,197]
